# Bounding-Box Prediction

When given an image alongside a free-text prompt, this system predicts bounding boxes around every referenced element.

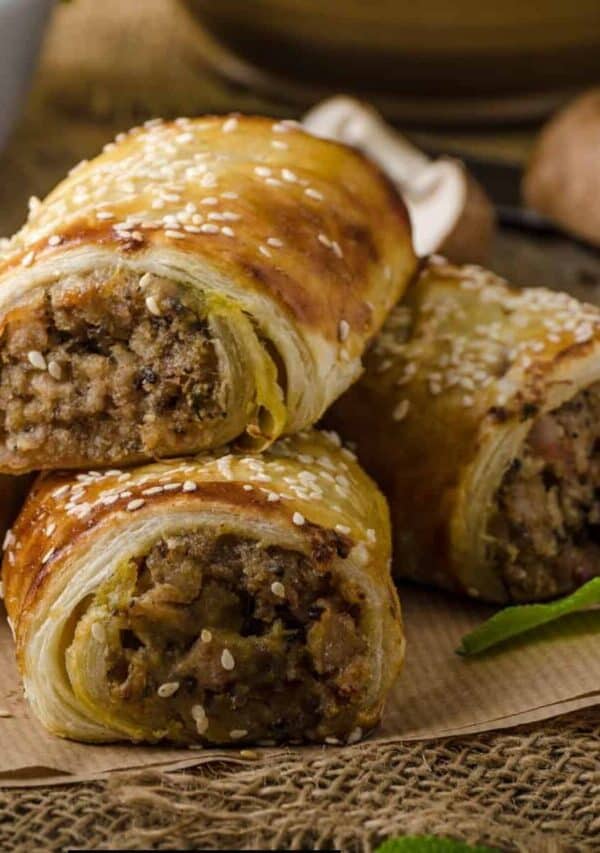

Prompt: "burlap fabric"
[1,709,599,851]
[1,1,600,850]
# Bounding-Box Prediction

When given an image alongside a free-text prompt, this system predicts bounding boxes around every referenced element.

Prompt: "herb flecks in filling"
[490,383,600,601]
[103,531,369,744]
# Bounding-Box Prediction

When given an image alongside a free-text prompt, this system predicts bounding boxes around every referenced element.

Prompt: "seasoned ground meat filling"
[490,383,600,601]
[0,268,225,469]
[103,531,369,744]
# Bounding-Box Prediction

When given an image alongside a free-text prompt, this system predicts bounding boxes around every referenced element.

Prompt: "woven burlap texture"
[1,710,598,852]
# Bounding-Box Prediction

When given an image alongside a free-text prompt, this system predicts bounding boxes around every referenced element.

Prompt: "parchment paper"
[2,585,599,787]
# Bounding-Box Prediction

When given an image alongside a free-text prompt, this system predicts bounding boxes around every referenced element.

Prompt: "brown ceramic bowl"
[180,0,600,123]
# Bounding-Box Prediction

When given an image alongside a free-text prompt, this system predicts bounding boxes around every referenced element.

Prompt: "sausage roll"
[0,115,415,474]
[2,430,403,745]
[328,259,600,603]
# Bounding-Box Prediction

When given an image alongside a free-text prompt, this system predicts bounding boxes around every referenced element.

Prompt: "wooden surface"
[0,0,599,294]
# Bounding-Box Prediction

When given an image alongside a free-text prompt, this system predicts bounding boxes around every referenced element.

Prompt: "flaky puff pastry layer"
[328,260,600,602]
[2,430,403,745]
[0,115,416,473]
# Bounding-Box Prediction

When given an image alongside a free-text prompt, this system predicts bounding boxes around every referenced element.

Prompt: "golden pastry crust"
[0,116,416,473]
[3,429,403,745]
[328,260,600,603]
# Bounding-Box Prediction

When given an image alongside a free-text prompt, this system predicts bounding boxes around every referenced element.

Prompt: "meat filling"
[102,531,369,744]
[0,268,225,469]
[490,383,600,601]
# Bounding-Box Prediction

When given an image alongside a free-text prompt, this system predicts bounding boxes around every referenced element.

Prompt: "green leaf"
[456,576,600,656]
[376,836,498,853]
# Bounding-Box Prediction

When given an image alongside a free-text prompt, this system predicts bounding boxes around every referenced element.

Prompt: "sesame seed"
[221,191,238,199]
[271,140,288,149]
[27,350,47,370]
[45,522,56,536]
[201,172,216,187]
[230,729,248,740]
[191,704,209,734]
[331,240,343,258]
[126,498,145,512]
[222,116,238,133]
[157,681,180,698]
[221,226,235,237]
[266,237,284,248]
[52,485,70,499]
[259,245,272,257]
[201,629,212,643]
[47,360,62,380]
[271,581,286,598]
[366,528,376,543]
[292,511,305,526]
[145,295,161,316]
[243,484,253,491]
[393,399,410,421]
[2,530,15,550]
[200,223,219,234]
[318,233,332,248]
[338,320,350,342]
[221,648,235,670]
[96,210,114,220]
[164,229,186,239]
[162,482,180,491]
[91,623,105,643]
[22,250,35,267]
[201,196,218,205]
[351,544,369,566]
[267,492,280,502]
[281,168,298,183]
[304,187,324,201]
[325,737,340,745]
[182,480,197,492]
[347,727,363,744]
[335,524,351,535]
[254,166,271,177]
[48,235,62,247]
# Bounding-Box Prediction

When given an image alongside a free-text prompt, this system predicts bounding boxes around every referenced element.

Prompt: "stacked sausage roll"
[329,259,600,603]
[0,115,414,745]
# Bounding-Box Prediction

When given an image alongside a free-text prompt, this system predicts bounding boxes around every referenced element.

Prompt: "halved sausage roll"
[2,430,403,745]
[328,259,600,603]
[0,115,415,473]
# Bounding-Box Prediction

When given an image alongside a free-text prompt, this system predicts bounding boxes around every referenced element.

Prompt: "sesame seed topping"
[22,251,35,267]
[271,581,286,598]
[266,237,284,248]
[254,166,271,177]
[292,511,305,526]
[164,229,186,239]
[200,223,219,234]
[45,522,56,536]
[335,524,351,535]
[221,648,235,670]
[351,544,370,566]
[182,480,197,492]
[229,729,248,740]
[47,360,62,380]
[126,498,145,512]
[27,350,47,370]
[191,704,209,734]
[201,196,218,205]
[2,530,15,550]
[221,226,235,237]
[305,187,324,201]
[222,116,238,133]
[338,320,350,342]
[281,168,298,183]
[52,485,70,499]
[48,235,62,247]
[393,399,410,422]
[271,140,288,150]
[258,245,272,258]
[157,681,180,698]
[201,629,212,643]
[267,491,280,502]
[145,295,161,316]
[318,233,332,248]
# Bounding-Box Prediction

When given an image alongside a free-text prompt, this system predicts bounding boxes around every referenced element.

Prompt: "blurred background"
[1,0,599,288]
